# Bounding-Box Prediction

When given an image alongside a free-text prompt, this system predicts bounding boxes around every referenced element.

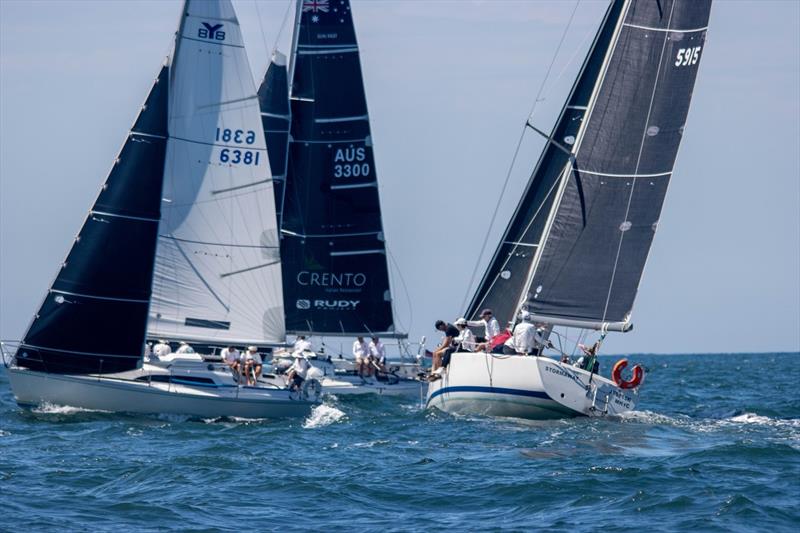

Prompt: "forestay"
[279,0,395,336]
[525,0,712,331]
[148,0,285,345]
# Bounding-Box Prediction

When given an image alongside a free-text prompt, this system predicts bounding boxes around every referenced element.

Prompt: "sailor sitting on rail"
[286,352,310,392]
[431,320,459,377]
[352,336,371,378]
[153,339,172,359]
[221,346,241,375]
[453,318,476,352]
[176,341,195,355]
[243,346,263,386]
[369,336,386,372]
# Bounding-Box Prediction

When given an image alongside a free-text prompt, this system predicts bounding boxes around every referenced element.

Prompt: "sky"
[1,0,798,355]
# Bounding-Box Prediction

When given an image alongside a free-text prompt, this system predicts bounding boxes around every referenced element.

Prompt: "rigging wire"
[386,244,413,335]
[458,0,582,314]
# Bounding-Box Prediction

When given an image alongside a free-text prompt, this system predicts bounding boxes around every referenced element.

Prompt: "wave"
[31,402,109,415]
[303,404,346,429]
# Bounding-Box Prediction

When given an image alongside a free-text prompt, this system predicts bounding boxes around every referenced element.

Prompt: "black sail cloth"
[466,1,626,328]
[277,0,394,335]
[527,0,711,329]
[16,66,168,374]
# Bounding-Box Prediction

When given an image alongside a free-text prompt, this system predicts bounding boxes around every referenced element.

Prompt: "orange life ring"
[611,358,644,389]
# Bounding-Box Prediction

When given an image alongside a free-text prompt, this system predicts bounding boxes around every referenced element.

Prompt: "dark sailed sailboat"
[255,0,422,396]
[5,0,319,418]
[427,0,712,419]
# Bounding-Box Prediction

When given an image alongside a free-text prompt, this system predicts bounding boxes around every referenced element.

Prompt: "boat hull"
[426,352,638,420]
[8,367,315,419]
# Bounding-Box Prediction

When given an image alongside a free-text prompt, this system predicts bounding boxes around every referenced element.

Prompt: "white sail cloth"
[148,0,284,344]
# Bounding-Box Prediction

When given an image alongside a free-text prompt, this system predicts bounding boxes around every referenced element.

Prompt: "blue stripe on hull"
[428,385,551,405]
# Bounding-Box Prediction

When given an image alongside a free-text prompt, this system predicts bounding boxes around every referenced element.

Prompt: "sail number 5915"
[675,46,701,67]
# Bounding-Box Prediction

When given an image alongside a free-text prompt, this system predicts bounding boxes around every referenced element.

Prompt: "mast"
[279,0,398,337]
[523,0,712,331]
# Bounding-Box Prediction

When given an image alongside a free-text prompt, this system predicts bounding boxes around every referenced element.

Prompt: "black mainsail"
[271,0,396,336]
[468,0,711,333]
[258,52,291,229]
[16,67,169,374]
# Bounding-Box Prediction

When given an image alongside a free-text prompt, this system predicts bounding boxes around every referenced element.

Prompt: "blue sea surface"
[1,353,798,532]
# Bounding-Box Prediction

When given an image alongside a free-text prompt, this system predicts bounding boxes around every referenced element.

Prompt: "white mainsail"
[148,0,284,345]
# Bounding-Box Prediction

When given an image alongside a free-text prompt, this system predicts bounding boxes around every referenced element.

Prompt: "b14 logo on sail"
[198,23,225,41]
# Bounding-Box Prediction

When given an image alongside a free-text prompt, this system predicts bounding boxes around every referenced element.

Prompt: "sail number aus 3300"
[216,128,260,165]
[675,46,701,67]
[332,145,370,178]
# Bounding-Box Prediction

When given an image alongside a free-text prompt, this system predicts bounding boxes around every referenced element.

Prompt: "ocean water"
[1,353,798,532]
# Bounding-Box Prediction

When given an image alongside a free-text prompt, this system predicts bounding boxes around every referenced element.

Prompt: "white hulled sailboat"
[427,0,712,419]
[5,0,319,418]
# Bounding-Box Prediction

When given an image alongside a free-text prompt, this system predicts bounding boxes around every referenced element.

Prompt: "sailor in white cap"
[286,351,310,392]
[453,318,476,352]
[176,341,195,354]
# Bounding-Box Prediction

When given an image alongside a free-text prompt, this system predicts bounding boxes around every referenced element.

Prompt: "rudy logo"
[296,299,311,310]
[198,23,225,41]
[296,299,359,310]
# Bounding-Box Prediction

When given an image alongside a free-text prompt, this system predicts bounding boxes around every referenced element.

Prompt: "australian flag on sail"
[298,0,356,44]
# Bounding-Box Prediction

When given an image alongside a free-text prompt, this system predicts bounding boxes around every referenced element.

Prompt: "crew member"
[454,318,476,352]
[352,336,370,378]
[243,346,263,386]
[503,311,538,355]
[153,339,172,358]
[431,320,459,376]
[369,336,387,373]
[467,308,501,343]
[221,345,240,375]
[176,341,195,354]
[293,335,312,355]
[286,352,310,392]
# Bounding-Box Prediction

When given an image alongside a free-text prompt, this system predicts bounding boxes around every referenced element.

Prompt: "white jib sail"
[148,0,285,345]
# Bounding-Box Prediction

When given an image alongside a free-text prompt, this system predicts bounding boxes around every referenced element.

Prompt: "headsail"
[16,67,169,374]
[525,0,712,331]
[278,0,396,336]
[466,1,626,328]
[148,0,285,345]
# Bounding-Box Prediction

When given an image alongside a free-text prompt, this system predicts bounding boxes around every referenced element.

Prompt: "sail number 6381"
[675,46,701,67]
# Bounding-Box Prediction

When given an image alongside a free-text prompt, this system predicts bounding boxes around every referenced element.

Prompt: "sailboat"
[427,0,712,419]
[256,0,424,396]
[4,0,320,418]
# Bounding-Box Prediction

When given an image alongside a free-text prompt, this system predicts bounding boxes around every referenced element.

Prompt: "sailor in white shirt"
[369,337,386,372]
[503,312,539,355]
[293,335,312,355]
[352,336,370,377]
[467,308,501,343]
[176,341,195,354]
[453,318,477,351]
[153,340,172,358]
[243,346,263,386]
[286,352,310,391]
[221,345,241,373]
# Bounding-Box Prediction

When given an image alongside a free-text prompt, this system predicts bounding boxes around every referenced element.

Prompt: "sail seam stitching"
[50,289,149,304]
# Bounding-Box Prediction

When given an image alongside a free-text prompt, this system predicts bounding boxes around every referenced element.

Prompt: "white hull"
[426,352,639,420]
[271,352,425,397]
[8,365,316,419]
